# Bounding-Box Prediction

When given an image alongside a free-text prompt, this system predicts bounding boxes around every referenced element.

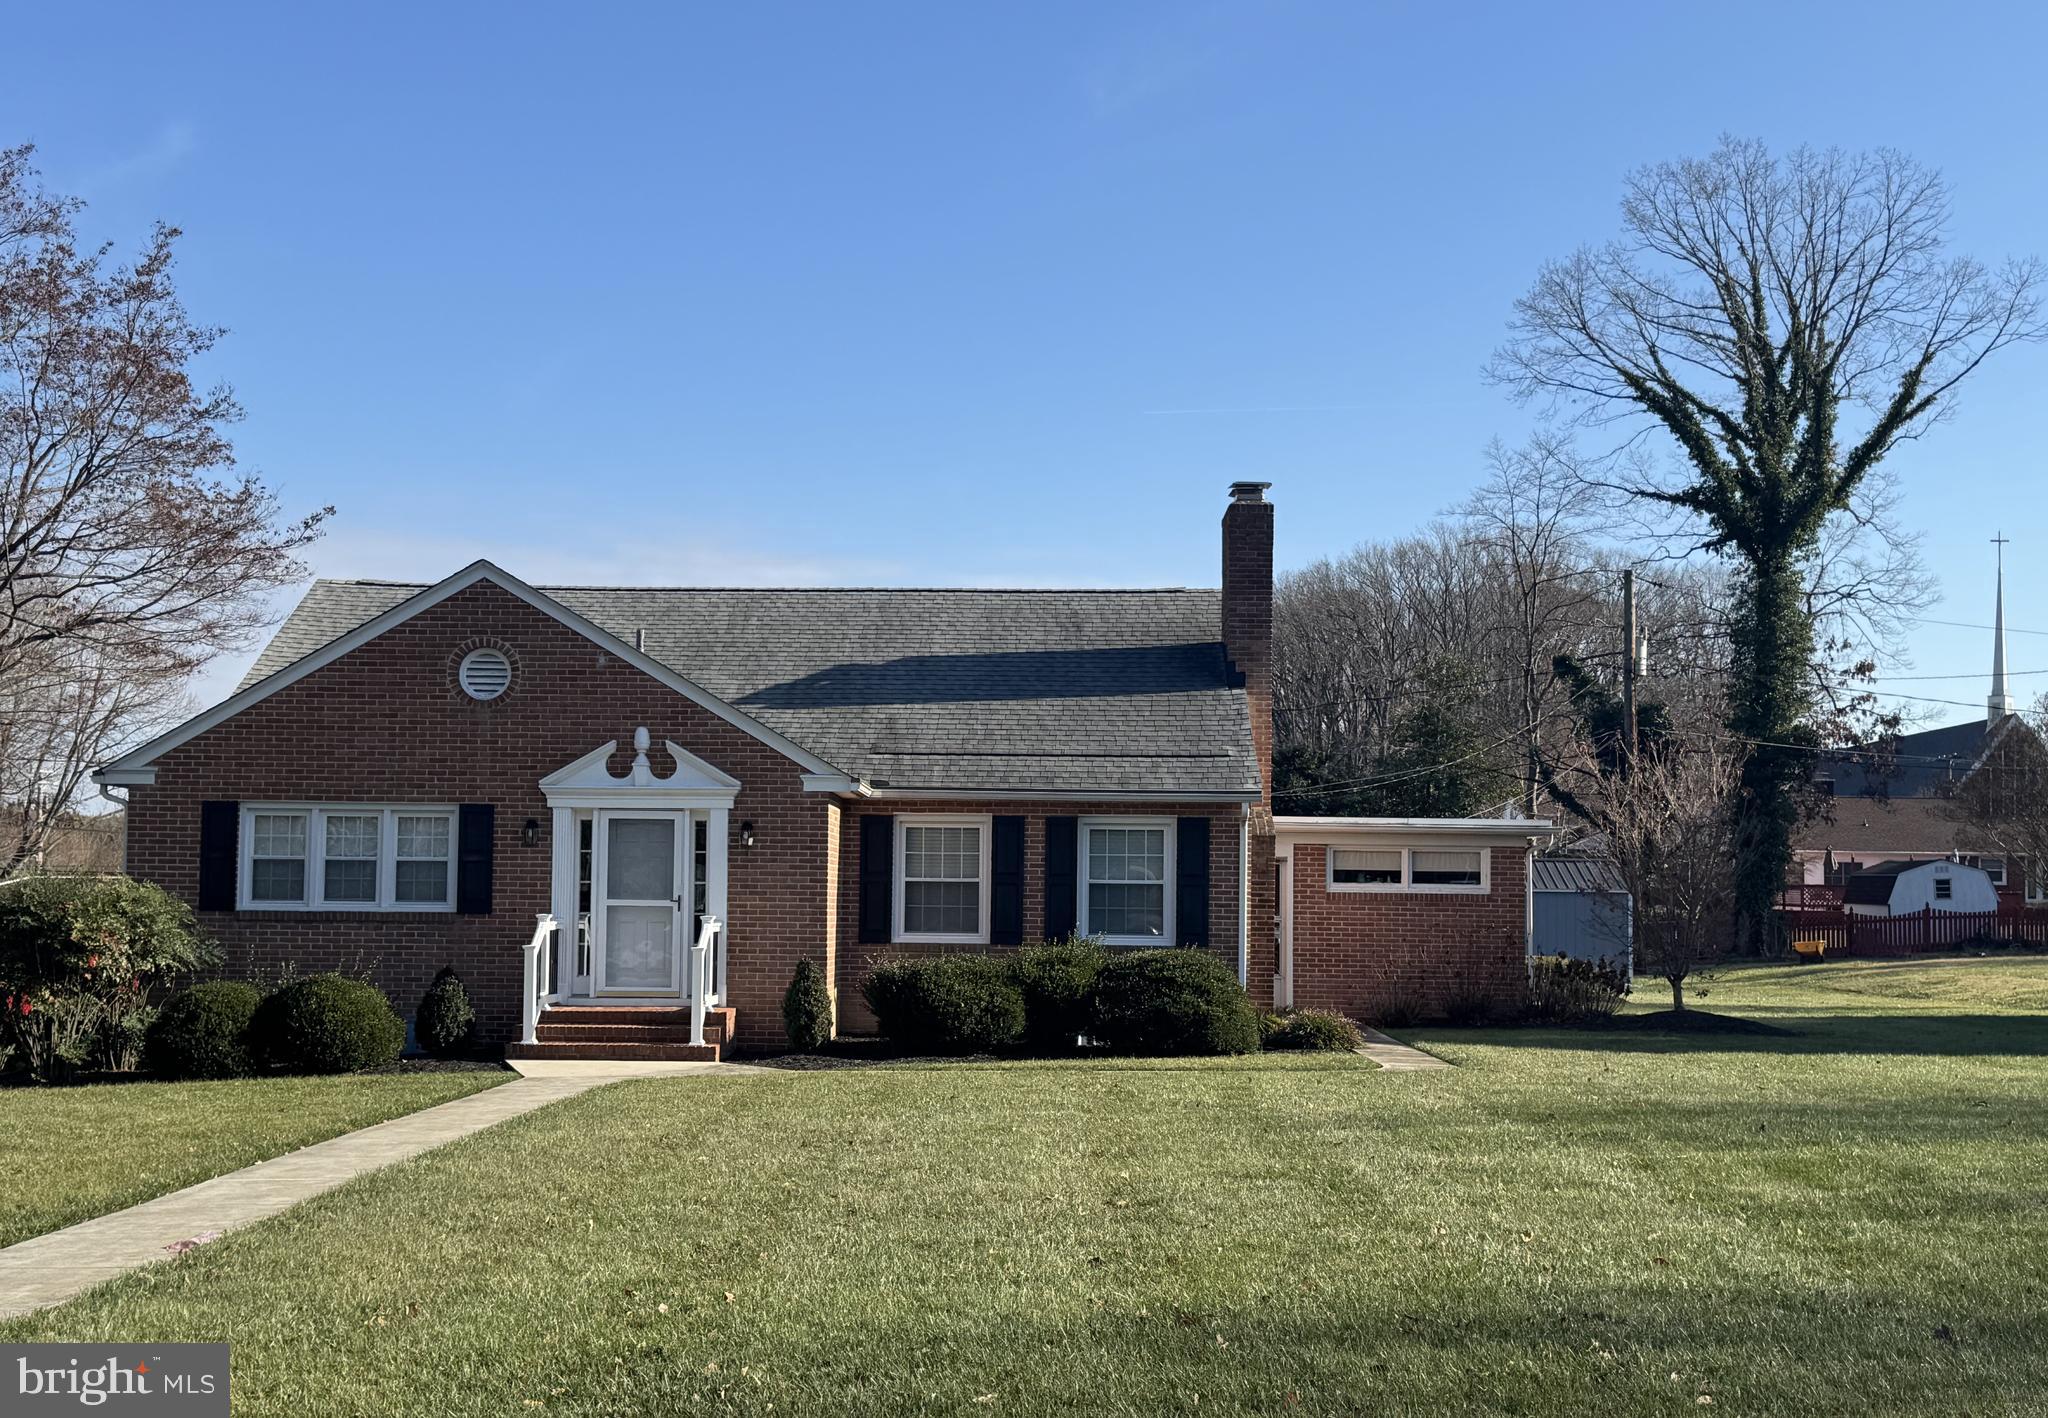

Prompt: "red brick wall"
[833,800,1275,1031]
[125,580,831,1050]
[1285,842,1528,1021]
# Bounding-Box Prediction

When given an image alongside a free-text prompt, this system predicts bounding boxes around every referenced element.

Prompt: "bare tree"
[1593,740,1743,1012]
[1461,432,1607,813]
[1272,435,1736,818]
[0,144,326,869]
[1949,694,2048,888]
[1492,138,2042,951]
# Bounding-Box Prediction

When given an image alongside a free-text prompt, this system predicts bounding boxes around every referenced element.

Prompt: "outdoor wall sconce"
[521,818,541,847]
[738,821,756,849]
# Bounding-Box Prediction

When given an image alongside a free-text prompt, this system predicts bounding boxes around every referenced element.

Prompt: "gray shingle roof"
[1814,718,2000,798]
[239,579,1259,797]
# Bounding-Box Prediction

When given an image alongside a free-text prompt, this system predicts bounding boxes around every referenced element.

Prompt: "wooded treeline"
[1271,436,1926,823]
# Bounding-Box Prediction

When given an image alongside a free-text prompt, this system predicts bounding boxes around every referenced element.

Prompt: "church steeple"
[1989,531,2014,724]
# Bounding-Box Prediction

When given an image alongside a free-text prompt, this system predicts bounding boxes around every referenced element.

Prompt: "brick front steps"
[505,1006,736,1063]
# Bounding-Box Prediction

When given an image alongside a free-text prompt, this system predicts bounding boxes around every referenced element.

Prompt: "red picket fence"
[1776,904,2048,958]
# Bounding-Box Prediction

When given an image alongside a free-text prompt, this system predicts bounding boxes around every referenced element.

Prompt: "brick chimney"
[1221,481,1274,803]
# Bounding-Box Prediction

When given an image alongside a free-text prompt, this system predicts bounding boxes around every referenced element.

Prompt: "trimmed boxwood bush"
[1091,949,1260,1056]
[783,958,834,1051]
[251,974,405,1074]
[1008,935,1108,1051]
[1261,1007,1363,1052]
[146,980,264,1079]
[862,955,1025,1054]
[414,967,476,1058]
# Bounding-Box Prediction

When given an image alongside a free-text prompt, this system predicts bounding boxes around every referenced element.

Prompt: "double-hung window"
[248,813,309,904]
[395,815,453,904]
[894,816,989,943]
[322,814,381,903]
[239,805,457,911]
[1326,844,1488,893]
[1080,818,1174,946]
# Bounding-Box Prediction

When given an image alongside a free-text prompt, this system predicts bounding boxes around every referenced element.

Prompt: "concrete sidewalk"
[0,1060,764,1322]
[1355,1028,1453,1071]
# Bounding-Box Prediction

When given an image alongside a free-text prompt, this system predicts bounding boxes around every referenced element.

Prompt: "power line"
[1280,719,1545,799]
[1910,615,2048,639]
[1867,667,2048,683]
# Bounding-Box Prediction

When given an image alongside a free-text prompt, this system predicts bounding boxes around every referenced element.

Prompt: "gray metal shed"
[1531,855,1632,974]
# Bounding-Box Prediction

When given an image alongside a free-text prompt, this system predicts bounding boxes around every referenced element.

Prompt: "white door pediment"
[541,727,741,807]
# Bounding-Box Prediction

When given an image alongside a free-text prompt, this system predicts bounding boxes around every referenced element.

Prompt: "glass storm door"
[594,811,687,995]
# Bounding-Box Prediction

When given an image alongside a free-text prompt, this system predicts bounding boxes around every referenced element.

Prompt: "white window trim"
[1078,816,1177,949]
[1325,844,1490,895]
[892,813,992,945]
[1965,854,2008,886]
[238,804,459,912]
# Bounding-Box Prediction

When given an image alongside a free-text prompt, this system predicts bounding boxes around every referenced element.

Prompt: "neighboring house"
[1842,858,1998,917]
[1794,554,2046,905]
[1794,716,2043,904]
[1274,816,1555,1021]
[1529,852,1632,974]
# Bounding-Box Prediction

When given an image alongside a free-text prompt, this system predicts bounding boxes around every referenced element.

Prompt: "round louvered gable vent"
[458,648,512,701]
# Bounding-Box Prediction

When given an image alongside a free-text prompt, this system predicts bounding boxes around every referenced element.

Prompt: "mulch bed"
[748,1038,1001,1071]
[1614,1009,1793,1036]
[361,1057,516,1075]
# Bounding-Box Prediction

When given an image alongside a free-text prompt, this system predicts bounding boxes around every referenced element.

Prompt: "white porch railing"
[521,913,558,1046]
[689,915,721,1047]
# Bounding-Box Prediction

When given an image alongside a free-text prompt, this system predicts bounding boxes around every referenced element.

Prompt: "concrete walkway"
[0,1061,763,1321]
[1356,1028,1453,1071]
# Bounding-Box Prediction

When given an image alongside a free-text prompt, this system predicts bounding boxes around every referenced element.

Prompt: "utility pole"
[1621,568,1638,764]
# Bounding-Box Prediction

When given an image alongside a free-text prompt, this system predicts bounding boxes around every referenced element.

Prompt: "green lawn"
[0,1070,508,1248]
[8,958,2048,1417]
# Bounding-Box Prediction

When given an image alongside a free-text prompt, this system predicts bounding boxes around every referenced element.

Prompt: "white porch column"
[549,806,576,999]
[707,805,730,1002]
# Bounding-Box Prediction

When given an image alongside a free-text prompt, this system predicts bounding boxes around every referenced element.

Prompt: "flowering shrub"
[0,876,217,1080]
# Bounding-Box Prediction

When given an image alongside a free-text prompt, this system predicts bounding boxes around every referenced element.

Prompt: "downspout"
[1237,804,1250,988]
[1524,838,1537,958]
[97,782,129,875]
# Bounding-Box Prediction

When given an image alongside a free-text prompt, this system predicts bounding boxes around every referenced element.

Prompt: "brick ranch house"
[95,485,1554,1059]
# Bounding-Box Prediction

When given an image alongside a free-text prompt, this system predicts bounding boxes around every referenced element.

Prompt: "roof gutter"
[1273,815,1558,835]
[829,785,1262,804]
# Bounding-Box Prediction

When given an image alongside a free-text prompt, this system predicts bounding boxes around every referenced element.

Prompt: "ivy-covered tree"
[1493,139,2043,949]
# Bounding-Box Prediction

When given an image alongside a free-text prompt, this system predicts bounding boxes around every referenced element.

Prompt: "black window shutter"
[198,801,239,911]
[1043,815,1079,941]
[1176,816,1211,948]
[858,814,894,945]
[990,815,1025,946]
[457,804,495,915]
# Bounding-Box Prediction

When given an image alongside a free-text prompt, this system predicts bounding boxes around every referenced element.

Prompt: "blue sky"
[8,1,2045,720]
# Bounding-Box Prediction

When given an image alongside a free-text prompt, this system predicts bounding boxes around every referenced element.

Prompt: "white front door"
[594,810,688,996]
